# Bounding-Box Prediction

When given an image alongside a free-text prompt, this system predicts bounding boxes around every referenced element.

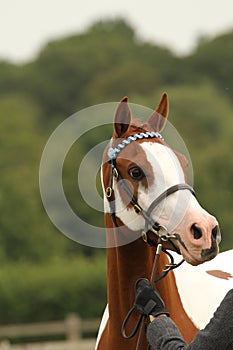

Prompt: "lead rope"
[121,244,184,349]
[135,241,163,350]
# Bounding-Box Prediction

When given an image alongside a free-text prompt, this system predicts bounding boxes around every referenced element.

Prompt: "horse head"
[101,93,221,266]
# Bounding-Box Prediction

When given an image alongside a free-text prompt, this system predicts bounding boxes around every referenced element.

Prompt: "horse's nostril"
[191,224,203,240]
[212,225,219,240]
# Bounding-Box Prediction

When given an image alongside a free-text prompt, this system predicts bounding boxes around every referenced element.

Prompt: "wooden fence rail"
[0,314,100,350]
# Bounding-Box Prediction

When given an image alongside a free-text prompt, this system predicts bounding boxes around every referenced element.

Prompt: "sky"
[1,0,233,63]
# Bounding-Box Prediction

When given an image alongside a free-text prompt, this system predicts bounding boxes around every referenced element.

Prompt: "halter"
[105,131,195,349]
[105,131,195,248]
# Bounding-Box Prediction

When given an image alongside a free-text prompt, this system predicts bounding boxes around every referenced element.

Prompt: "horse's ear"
[114,96,131,138]
[147,92,169,132]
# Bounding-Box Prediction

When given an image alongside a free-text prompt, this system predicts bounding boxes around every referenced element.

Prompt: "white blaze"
[139,142,193,232]
[103,142,196,232]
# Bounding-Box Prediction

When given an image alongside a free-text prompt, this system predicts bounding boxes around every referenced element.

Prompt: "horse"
[95,93,222,350]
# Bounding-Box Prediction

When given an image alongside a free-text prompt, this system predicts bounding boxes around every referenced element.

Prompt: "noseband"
[105,131,195,248]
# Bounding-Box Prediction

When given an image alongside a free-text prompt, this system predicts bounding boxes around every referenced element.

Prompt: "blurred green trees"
[0,18,232,324]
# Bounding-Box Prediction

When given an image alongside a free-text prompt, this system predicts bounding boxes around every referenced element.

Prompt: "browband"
[107,131,163,160]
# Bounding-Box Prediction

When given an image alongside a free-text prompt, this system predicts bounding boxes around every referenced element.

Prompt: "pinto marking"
[173,249,233,329]
[96,93,221,350]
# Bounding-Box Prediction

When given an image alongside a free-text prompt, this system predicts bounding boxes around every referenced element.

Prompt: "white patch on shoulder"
[95,304,109,350]
[173,249,233,329]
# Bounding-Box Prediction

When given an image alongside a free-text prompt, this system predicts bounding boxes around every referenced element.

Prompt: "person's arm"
[134,279,187,349]
[146,289,233,350]
[147,315,188,350]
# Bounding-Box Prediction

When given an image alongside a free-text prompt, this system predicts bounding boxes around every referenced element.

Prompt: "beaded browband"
[107,131,164,160]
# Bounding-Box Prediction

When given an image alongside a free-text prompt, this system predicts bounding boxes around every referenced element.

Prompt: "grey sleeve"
[147,289,233,350]
[147,316,188,350]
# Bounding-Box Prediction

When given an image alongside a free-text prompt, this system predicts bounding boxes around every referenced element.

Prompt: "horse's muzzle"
[201,225,221,261]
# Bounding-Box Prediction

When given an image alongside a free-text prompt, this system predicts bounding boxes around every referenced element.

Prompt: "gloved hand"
[134,278,169,318]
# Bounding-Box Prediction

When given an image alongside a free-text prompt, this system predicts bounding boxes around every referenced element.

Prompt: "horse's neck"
[105,215,198,344]
[105,231,156,349]
[107,232,173,319]
[107,235,155,308]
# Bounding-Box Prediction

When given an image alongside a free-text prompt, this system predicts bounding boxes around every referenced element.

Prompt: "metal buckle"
[113,168,118,180]
[156,243,162,255]
[134,204,142,215]
[105,187,113,198]
[142,231,148,243]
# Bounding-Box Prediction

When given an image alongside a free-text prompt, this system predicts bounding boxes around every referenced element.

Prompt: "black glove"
[134,278,169,318]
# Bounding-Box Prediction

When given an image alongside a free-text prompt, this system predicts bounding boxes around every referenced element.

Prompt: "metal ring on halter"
[143,224,178,251]
[150,224,168,238]
[151,225,178,242]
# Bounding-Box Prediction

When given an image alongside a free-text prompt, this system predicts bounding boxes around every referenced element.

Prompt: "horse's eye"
[128,167,144,180]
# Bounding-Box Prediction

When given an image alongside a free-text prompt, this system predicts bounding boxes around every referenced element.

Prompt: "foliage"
[0,94,82,262]
[163,84,233,251]
[0,18,232,324]
[188,31,233,103]
[0,256,106,324]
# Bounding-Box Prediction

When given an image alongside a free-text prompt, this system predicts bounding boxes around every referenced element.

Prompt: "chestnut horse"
[96,93,221,350]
